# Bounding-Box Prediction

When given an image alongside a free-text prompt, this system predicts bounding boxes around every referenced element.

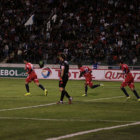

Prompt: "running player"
[119,61,140,101]
[57,54,72,104]
[24,59,47,96]
[78,64,103,96]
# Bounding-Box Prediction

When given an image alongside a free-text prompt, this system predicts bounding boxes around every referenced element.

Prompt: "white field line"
[85,96,125,102]
[0,96,125,112]
[46,121,140,140]
[0,102,56,112]
[102,87,119,89]
[0,117,136,123]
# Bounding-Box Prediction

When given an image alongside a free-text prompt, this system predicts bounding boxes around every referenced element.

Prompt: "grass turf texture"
[0,78,140,140]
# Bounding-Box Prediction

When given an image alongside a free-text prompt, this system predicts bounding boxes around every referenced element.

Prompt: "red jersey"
[121,64,129,74]
[80,66,92,77]
[25,62,35,74]
[121,72,134,88]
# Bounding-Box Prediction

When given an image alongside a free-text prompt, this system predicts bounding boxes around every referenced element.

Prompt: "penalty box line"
[46,121,140,140]
[0,96,125,112]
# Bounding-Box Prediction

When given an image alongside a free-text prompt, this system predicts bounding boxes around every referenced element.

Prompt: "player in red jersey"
[24,59,48,96]
[78,64,103,96]
[119,61,140,101]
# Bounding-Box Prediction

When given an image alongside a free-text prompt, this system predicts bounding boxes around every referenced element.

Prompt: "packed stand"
[48,0,140,65]
[0,0,55,63]
[0,0,140,65]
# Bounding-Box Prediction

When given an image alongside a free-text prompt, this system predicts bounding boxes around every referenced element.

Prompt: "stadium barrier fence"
[0,64,140,82]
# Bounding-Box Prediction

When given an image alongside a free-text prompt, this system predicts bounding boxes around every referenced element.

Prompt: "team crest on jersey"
[41,67,52,78]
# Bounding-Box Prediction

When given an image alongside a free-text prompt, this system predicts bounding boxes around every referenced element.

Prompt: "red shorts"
[121,73,134,88]
[85,76,93,87]
[26,72,39,83]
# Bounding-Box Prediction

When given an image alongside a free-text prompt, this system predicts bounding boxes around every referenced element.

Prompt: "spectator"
[93,60,98,69]
[4,43,9,58]
[0,0,139,66]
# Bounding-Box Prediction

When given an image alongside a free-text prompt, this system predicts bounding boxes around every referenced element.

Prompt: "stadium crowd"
[0,0,140,65]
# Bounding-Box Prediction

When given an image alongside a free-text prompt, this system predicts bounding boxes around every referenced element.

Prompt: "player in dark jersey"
[119,61,140,101]
[57,54,72,104]
[78,64,104,96]
[24,59,47,96]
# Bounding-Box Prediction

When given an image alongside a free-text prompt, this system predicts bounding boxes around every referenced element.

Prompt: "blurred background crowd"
[0,0,140,65]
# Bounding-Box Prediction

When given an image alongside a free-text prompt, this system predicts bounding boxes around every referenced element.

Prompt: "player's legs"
[82,78,91,96]
[131,88,140,100]
[35,81,43,89]
[34,77,48,96]
[120,82,130,98]
[129,83,140,101]
[25,82,30,92]
[82,77,102,96]
[58,87,65,104]
[58,87,72,104]
[91,84,100,89]
[82,83,88,96]
[25,76,31,96]
[57,79,72,104]
[87,77,101,89]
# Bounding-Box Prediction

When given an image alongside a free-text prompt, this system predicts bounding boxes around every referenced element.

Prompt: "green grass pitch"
[0,78,140,140]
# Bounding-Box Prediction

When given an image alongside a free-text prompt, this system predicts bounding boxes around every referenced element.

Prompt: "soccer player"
[78,64,103,96]
[119,61,140,101]
[24,59,47,96]
[57,54,72,104]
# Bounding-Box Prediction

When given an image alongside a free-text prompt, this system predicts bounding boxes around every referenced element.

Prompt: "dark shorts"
[59,77,68,88]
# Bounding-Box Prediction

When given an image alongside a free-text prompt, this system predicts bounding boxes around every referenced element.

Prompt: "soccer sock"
[91,84,100,89]
[60,90,65,101]
[121,87,129,97]
[39,84,45,90]
[63,90,70,99]
[25,84,29,92]
[85,85,88,95]
[133,90,140,99]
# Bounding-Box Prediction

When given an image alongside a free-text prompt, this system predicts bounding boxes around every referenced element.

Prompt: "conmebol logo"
[41,67,52,78]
